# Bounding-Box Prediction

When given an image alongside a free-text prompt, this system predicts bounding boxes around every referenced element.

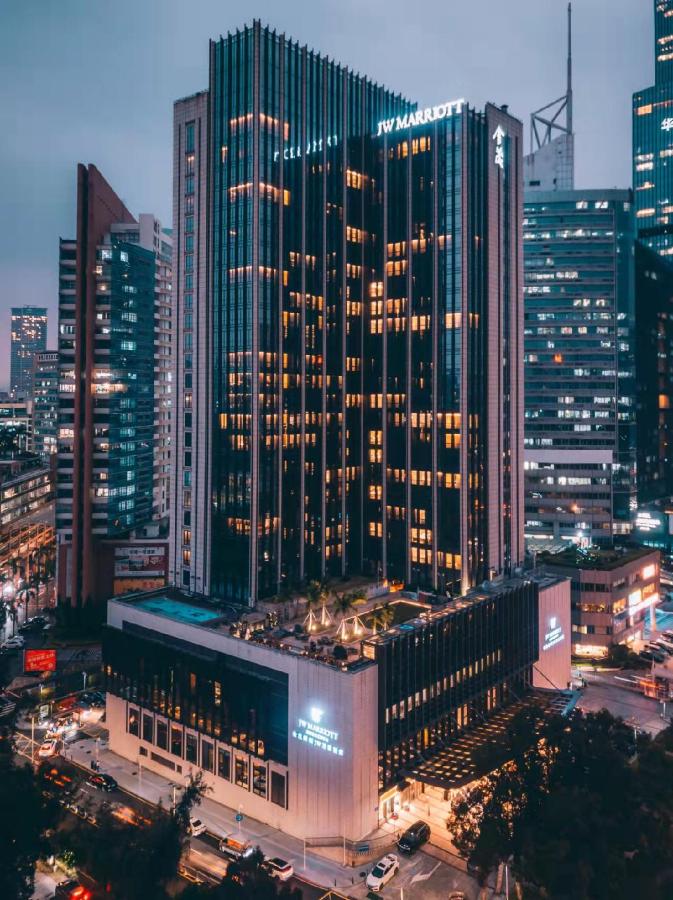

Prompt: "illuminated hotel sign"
[274,134,339,163]
[375,99,465,137]
[542,616,564,652]
[635,511,663,532]
[292,706,344,756]
[493,124,506,169]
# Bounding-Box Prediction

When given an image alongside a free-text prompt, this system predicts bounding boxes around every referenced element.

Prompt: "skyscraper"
[633,1,673,258]
[10,306,47,398]
[57,165,171,609]
[169,22,524,605]
[523,190,636,546]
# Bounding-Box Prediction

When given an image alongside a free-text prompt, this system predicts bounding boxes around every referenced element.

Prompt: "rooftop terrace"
[537,544,657,572]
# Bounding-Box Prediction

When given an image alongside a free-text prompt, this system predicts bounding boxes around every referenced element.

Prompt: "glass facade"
[656,0,673,82]
[363,580,538,789]
[633,2,673,258]
[177,24,524,605]
[523,191,636,544]
[209,24,410,603]
[95,238,155,532]
[103,622,289,765]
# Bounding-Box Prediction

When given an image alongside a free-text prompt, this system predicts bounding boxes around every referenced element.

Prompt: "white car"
[263,857,294,881]
[37,738,61,759]
[1,635,24,650]
[366,853,400,892]
[188,816,207,837]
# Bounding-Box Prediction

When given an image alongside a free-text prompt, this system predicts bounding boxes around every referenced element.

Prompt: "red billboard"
[24,649,57,674]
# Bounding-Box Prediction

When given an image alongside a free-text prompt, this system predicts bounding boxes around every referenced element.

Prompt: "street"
[16,712,485,899]
[576,668,670,736]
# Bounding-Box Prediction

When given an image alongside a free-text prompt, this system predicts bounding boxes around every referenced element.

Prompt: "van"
[218,834,254,861]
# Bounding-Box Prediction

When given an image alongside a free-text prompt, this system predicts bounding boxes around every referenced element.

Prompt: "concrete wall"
[533,578,572,691]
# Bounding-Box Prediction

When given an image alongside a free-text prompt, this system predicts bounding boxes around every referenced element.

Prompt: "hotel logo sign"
[375,99,465,137]
[542,616,564,652]
[293,707,344,756]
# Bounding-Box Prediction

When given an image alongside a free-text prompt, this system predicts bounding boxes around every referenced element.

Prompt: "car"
[263,857,294,881]
[87,772,118,792]
[38,738,61,759]
[188,816,207,837]
[1,635,24,651]
[396,820,431,854]
[365,853,399,891]
[54,880,92,900]
[46,718,78,741]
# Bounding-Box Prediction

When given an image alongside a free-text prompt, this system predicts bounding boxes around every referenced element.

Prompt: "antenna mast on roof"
[530,2,573,155]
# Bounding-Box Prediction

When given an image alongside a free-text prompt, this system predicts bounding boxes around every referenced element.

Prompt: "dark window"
[156,720,168,751]
[270,771,286,808]
[202,740,214,773]
[171,725,183,758]
[186,732,197,764]
[235,757,249,789]
[218,747,231,780]
[252,763,267,798]
[128,707,139,737]
[139,746,148,757]
[186,122,195,153]
[142,713,154,744]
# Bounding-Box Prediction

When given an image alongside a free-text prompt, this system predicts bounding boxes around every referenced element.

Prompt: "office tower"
[32,350,59,458]
[170,22,524,605]
[523,190,636,547]
[170,91,209,596]
[57,165,168,608]
[524,3,574,193]
[634,242,673,503]
[633,1,673,257]
[655,0,673,84]
[10,306,48,398]
[108,215,173,521]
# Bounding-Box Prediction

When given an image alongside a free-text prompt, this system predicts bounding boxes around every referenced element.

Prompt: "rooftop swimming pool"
[133,595,221,625]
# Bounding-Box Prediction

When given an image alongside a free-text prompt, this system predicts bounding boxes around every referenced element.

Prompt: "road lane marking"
[410,861,441,885]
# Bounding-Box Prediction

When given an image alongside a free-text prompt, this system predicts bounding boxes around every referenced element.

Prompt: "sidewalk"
[66,732,366,893]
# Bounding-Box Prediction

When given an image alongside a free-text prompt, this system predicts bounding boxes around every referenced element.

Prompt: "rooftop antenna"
[529,1,573,155]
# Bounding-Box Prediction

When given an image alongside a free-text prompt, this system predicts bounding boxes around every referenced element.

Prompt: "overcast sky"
[0,0,651,389]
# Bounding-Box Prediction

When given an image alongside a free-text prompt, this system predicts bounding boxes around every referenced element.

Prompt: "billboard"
[24,648,57,674]
[113,545,167,578]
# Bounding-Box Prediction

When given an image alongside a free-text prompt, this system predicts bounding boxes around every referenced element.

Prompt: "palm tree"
[304,580,323,631]
[333,591,354,621]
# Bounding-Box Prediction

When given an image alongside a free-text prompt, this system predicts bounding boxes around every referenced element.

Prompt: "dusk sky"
[0,0,650,390]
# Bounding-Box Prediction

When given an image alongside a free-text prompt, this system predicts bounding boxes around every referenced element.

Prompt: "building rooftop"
[537,544,657,572]
[112,575,545,671]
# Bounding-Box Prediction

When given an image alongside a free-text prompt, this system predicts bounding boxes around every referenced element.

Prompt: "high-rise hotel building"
[170,22,524,605]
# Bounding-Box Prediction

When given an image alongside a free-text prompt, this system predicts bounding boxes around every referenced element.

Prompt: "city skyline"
[0,0,650,389]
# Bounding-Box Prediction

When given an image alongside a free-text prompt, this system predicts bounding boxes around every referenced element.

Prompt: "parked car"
[38,738,61,759]
[1,635,25,651]
[396,820,431,854]
[87,773,118,792]
[262,857,294,881]
[188,816,207,837]
[365,853,400,891]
